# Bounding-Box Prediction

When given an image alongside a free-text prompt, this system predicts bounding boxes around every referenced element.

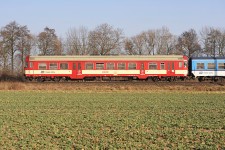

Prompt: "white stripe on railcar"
[175,70,188,75]
[192,71,225,77]
[82,70,140,75]
[145,70,167,74]
[25,70,72,75]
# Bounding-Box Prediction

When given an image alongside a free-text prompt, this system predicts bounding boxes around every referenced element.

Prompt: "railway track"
[25,80,224,87]
[1,80,224,91]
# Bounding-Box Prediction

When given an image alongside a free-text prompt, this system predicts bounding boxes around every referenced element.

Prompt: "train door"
[167,62,175,76]
[29,62,34,75]
[140,62,145,75]
[72,62,77,79]
[77,62,82,79]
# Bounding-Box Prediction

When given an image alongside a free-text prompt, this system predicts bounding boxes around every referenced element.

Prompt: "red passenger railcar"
[24,55,188,82]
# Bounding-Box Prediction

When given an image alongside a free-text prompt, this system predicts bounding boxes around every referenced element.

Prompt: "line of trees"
[0,21,225,75]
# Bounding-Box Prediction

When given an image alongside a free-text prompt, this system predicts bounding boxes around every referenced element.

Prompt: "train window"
[172,62,174,70]
[160,63,165,70]
[168,63,171,70]
[118,63,126,70]
[107,63,115,70]
[197,63,204,70]
[149,63,157,70]
[128,63,136,70]
[30,62,33,68]
[179,62,183,68]
[78,63,81,70]
[96,63,104,70]
[38,63,47,70]
[207,63,215,69]
[50,63,58,70]
[60,63,68,70]
[141,63,144,70]
[73,63,76,70]
[218,63,225,69]
[85,63,93,70]
[184,61,188,68]
[25,62,28,68]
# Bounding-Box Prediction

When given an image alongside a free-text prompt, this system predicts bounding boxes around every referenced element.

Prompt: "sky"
[0,0,225,38]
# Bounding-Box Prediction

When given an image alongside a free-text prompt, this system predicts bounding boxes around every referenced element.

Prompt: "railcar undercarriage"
[197,76,224,82]
[25,75,190,83]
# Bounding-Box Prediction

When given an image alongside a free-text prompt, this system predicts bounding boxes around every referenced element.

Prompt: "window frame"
[118,62,126,70]
[179,62,183,68]
[107,62,115,70]
[207,63,215,70]
[29,62,33,68]
[60,63,69,70]
[160,62,165,70]
[184,61,188,68]
[96,63,104,70]
[196,63,205,70]
[38,63,47,70]
[78,63,81,70]
[128,62,137,70]
[85,63,94,70]
[73,63,76,70]
[49,63,58,70]
[149,62,157,70]
[218,63,225,70]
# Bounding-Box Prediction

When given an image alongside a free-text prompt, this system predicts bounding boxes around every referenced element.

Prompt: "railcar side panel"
[191,58,225,77]
[24,55,188,81]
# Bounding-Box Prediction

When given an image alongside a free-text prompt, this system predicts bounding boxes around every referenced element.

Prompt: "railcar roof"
[191,57,225,60]
[29,55,186,61]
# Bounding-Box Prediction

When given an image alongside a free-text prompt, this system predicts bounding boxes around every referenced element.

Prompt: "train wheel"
[198,77,203,82]
[213,77,219,82]
[54,77,60,82]
[25,77,33,82]
[60,77,68,82]
[28,78,33,82]
[146,77,152,82]
[152,77,158,82]
[37,77,44,82]
[171,77,176,82]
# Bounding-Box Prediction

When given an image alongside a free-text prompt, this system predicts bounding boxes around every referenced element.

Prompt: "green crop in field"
[0,91,224,149]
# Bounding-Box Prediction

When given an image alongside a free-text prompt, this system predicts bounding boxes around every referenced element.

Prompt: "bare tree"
[38,27,62,55]
[0,21,31,74]
[124,27,175,55]
[166,35,178,55]
[124,33,146,55]
[154,27,173,55]
[65,26,89,55]
[131,33,146,55]
[88,23,123,55]
[0,39,9,72]
[124,38,135,55]
[219,30,225,56]
[200,27,225,56]
[176,29,201,57]
[16,25,32,73]
[54,37,64,55]
[143,30,156,55]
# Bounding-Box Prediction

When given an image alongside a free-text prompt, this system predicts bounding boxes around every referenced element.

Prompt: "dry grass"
[0,81,225,92]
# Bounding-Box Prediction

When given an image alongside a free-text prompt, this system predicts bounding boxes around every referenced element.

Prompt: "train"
[24,55,225,82]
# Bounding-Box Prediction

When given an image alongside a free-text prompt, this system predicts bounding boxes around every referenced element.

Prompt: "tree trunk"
[21,47,24,74]
[11,48,14,75]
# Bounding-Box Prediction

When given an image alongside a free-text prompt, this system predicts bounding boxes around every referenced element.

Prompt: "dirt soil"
[0,81,225,92]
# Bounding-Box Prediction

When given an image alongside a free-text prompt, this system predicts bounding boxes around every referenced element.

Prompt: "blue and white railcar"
[190,57,225,81]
